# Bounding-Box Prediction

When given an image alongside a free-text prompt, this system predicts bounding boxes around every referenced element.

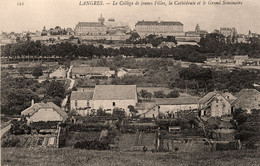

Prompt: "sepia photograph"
[0,0,260,165]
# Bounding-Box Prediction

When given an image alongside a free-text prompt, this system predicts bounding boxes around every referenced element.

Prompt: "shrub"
[74,140,110,150]
[1,136,20,147]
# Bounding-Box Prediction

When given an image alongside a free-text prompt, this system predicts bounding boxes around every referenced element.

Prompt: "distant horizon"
[1,0,260,34]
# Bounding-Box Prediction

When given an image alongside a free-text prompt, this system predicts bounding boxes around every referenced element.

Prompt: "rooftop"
[136,21,183,26]
[21,102,67,119]
[93,85,137,100]
[155,97,200,105]
[71,91,94,100]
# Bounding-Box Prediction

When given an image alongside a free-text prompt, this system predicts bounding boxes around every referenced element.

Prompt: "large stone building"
[220,27,237,38]
[75,15,107,36]
[75,15,130,36]
[135,20,185,37]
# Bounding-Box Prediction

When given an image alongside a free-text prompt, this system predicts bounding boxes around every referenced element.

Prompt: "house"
[21,101,67,123]
[158,41,176,48]
[71,66,114,79]
[198,92,236,117]
[234,55,248,66]
[136,102,158,118]
[234,89,260,113]
[70,91,94,116]
[117,68,144,78]
[92,85,138,116]
[49,67,67,78]
[155,97,200,118]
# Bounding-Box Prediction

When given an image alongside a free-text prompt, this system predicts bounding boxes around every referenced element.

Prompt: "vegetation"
[32,67,43,78]
[1,148,259,166]
[1,76,66,115]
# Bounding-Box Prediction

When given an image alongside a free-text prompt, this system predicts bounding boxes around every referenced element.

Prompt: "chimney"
[31,99,34,106]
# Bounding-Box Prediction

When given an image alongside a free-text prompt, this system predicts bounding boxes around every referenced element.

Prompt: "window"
[113,102,115,106]
[75,100,78,107]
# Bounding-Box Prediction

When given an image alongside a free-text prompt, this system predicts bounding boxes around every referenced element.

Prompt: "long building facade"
[135,20,185,37]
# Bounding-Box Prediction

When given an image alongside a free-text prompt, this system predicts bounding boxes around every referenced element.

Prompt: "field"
[1,148,259,166]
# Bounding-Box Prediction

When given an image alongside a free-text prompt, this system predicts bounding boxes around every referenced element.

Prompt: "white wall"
[29,108,63,122]
[70,100,93,110]
[158,104,198,114]
[93,99,137,115]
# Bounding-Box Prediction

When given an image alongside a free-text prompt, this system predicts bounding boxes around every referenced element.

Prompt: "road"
[61,65,75,109]
[1,124,11,138]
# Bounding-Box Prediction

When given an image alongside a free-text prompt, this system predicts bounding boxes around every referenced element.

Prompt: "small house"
[234,89,260,113]
[21,101,67,123]
[155,97,200,118]
[49,67,66,78]
[70,91,94,116]
[198,92,236,117]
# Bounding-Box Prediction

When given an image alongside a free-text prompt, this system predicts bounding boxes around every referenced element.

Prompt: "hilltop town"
[1,15,260,165]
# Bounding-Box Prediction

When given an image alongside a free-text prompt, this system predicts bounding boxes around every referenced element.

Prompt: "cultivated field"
[1,148,259,166]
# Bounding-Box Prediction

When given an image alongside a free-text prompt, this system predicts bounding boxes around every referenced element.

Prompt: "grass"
[1,148,260,166]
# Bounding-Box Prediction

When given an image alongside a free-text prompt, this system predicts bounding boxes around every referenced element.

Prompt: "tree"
[233,108,248,125]
[113,108,125,118]
[32,67,43,79]
[167,90,180,98]
[128,105,138,116]
[140,89,152,100]
[154,91,165,98]
[46,80,65,99]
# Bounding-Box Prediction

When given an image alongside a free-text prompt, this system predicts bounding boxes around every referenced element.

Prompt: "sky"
[0,0,260,34]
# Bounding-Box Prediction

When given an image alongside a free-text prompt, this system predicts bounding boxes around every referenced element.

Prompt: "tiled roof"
[21,102,67,119]
[135,102,156,110]
[199,91,237,105]
[234,89,260,108]
[72,66,110,75]
[76,22,106,27]
[155,97,200,105]
[93,85,137,100]
[136,21,183,26]
[71,91,93,100]
[219,121,233,129]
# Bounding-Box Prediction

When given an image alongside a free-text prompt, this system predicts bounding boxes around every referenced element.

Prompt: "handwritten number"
[17,2,24,6]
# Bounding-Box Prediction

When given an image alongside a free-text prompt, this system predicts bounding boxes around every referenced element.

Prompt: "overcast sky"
[0,0,259,34]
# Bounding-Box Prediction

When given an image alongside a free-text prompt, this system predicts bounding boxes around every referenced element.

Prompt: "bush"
[1,136,20,147]
[74,140,110,150]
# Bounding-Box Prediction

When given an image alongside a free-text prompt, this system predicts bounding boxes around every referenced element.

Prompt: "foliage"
[74,140,110,150]
[113,108,126,118]
[46,80,66,99]
[64,123,109,132]
[32,67,43,78]
[167,90,180,98]
[233,108,248,125]
[154,91,165,98]
[10,121,31,135]
[128,105,138,116]
[140,89,152,100]
[30,121,59,129]
[1,135,20,147]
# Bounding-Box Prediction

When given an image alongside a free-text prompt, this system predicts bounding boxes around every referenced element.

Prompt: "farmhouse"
[234,89,260,113]
[70,91,94,116]
[49,67,66,78]
[92,85,138,116]
[21,101,67,123]
[117,68,144,78]
[71,66,115,79]
[155,97,199,118]
[198,92,236,117]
